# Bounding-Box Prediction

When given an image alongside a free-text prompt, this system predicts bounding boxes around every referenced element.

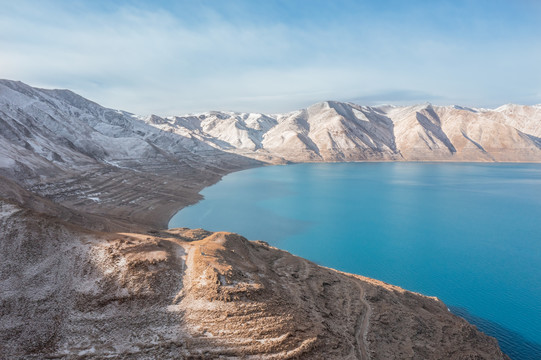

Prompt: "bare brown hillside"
[0,201,508,359]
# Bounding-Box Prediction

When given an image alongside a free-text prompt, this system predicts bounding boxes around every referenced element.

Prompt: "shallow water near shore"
[169,162,541,359]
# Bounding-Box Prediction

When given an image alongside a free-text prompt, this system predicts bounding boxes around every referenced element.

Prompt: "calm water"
[169,162,541,359]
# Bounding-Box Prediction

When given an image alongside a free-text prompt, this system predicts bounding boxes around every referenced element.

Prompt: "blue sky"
[1,0,540,114]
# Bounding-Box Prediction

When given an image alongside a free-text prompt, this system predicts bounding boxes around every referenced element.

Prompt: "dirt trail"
[354,282,373,360]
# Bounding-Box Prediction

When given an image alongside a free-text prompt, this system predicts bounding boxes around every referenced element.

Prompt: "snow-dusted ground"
[1,78,540,185]
[0,79,261,230]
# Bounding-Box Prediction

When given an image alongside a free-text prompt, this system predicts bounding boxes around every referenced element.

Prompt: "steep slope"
[0,80,261,230]
[390,104,541,161]
[391,104,458,160]
[264,102,398,162]
[437,105,541,161]
[0,200,508,359]
[491,104,541,137]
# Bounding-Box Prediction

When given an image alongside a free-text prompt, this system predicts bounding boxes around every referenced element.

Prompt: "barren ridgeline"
[1,79,534,358]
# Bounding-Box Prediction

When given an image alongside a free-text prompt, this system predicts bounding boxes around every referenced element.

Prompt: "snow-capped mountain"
[0,80,257,179]
[147,100,541,163]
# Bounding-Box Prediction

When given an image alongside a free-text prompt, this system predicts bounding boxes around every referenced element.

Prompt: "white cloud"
[1,1,540,114]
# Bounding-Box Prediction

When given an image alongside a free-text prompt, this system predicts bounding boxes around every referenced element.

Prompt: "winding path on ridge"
[355,281,372,360]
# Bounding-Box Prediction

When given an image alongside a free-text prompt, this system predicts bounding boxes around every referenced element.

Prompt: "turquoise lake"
[169,162,541,359]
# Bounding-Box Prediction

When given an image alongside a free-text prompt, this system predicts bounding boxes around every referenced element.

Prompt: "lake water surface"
[169,162,541,359]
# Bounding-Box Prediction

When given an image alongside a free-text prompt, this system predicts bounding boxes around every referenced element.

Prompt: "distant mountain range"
[146,99,541,163]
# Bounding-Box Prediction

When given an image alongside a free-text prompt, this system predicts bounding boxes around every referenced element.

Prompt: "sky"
[1,0,541,115]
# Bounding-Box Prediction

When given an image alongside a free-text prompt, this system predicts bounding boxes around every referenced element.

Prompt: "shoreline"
[163,159,541,230]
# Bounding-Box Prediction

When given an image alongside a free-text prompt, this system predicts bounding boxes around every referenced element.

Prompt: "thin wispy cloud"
[1,0,540,114]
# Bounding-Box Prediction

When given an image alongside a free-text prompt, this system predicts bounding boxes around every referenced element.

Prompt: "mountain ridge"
[144,98,541,164]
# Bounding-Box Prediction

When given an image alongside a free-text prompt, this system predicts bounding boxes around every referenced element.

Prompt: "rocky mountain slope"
[0,200,508,359]
[0,79,261,231]
[147,101,541,163]
[0,79,531,358]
